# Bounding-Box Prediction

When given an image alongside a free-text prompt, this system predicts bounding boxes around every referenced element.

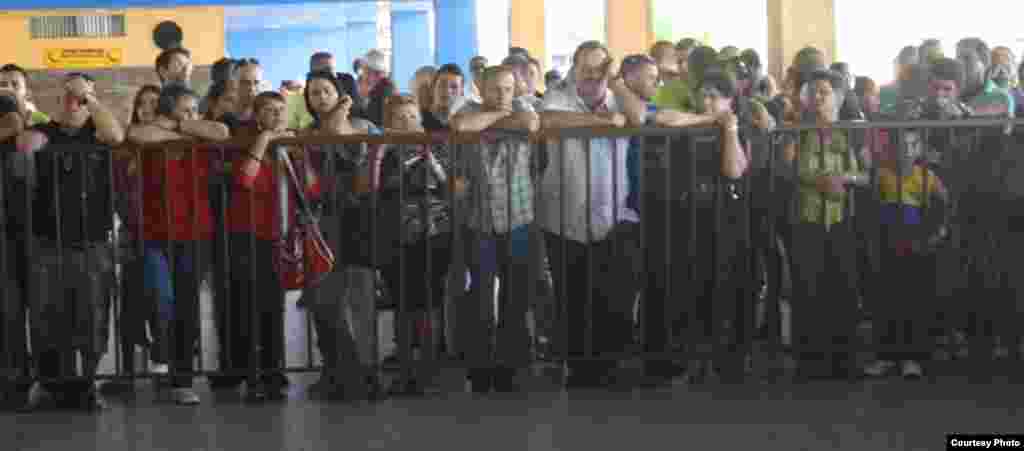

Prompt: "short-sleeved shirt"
[538,84,637,243]
[877,164,942,225]
[457,98,536,234]
[653,78,694,113]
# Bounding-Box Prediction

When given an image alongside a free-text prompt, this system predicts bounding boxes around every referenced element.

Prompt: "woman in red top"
[126,84,230,405]
[227,91,320,401]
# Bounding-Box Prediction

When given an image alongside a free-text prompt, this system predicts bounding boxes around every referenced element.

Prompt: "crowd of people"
[0,33,1020,413]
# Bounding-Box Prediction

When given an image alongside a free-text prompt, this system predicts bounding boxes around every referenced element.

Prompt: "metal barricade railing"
[1,118,1021,405]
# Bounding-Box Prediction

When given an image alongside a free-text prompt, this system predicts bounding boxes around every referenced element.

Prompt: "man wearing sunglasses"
[13,72,124,411]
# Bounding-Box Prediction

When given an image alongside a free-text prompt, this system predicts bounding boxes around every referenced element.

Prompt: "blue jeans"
[142,241,202,386]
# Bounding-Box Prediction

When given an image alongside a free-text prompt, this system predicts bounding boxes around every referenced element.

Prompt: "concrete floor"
[3,372,1021,451]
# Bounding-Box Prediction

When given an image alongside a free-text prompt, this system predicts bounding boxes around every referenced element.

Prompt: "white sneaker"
[863,360,896,377]
[901,360,923,379]
[168,387,200,405]
[149,362,169,375]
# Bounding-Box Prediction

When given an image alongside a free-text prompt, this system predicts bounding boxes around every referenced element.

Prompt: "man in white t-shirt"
[538,40,647,388]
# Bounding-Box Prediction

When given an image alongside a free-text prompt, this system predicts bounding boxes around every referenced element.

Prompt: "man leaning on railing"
[536,41,641,389]
[13,72,124,411]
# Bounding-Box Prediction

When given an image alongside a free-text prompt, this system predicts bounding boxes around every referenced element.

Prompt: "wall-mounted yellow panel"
[0,6,225,70]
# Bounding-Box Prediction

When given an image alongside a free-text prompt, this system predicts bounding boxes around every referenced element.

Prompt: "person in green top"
[653,45,717,113]
[784,69,869,380]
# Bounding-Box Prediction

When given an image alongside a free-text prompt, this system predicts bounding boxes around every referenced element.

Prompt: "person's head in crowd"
[919,39,944,65]
[739,49,763,81]
[723,55,754,96]
[280,80,303,96]
[957,49,986,100]
[431,63,464,118]
[696,65,737,116]
[957,37,991,68]
[155,47,193,87]
[791,46,826,89]
[502,54,535,97]
[719,46,740,61]
[411,65,437,111]
[204,80,239,122]
[650,40,679,79]
[895,45,919,82]
[509,47,530,59]
[528,57,544,93]
[58,72,97,128]
[469,55,488,96]
[480,65,517,112]
[131,84,162,125]
[829,62,854,91]
[571,40,613,107]
[800,69,845,123]
[545,69,563,88]
[236,58,263,113]
[992,46,1014,67]
[304,70,351,127]
[928,58,965,101]
[156,84,201,123]
[620,54,659,101]
[310,51,335,74]
[363,49,391,86]
[253,91,289,132]
[0,64,31,114]
[675,38,700,78]
[686,45,719,90]
[211,57,238,85]
[855,76,880,114]
[383,94,423,132]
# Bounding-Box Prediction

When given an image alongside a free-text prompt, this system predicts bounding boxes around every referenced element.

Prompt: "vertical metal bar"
[0,140,10,379]
[662,135,673,362]
[247,149,260,386]
[192,145,204,377]
[583,137,593,365]
[219,145,233,378]
[687,135,697,361]
[711,132,724,368]
[52,145,67,385]
[161,145,178,389]
[303,146,314,372]
[557,137,569,385]
[107,143,122,381]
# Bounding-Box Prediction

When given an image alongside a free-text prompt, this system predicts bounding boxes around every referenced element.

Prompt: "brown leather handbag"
[275,148,336,290]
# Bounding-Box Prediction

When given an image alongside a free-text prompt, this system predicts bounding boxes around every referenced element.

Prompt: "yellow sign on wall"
[44,48,123,69]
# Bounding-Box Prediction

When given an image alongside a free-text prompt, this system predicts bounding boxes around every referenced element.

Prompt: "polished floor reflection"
[3,371,1022,451]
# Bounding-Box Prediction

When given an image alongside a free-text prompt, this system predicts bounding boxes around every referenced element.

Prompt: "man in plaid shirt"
[451,65,541,393]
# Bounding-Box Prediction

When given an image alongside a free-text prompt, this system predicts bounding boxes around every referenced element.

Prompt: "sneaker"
[901,360,923,379]
[163,387,200,405]
[862,360,896,377]
[149,362,169,375]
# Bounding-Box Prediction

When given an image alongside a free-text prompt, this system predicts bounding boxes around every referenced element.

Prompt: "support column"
[509,0,545,69]
[436,0,479,73]
[606,0,652,59]
[766,0,835,81]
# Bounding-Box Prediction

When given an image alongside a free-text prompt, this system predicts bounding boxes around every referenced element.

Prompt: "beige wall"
[606,0,653,60]
[767,0,836,80]
[510,0,546,70]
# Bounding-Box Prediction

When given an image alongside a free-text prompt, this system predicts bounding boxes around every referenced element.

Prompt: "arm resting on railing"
[451,110,512,133]
[539,111,625,129]
[0,111,24,142]
[652,109,715,128]
[86,96,125,146]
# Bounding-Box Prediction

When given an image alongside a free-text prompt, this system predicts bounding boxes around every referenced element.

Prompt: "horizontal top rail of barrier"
[86,118,1024,155]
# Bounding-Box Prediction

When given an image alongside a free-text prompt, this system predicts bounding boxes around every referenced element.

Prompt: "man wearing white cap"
[361,49,395,127]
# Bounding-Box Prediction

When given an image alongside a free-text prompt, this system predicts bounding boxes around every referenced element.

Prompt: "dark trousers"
[457,226,531,370]
[643,200,751,374]
[224,233,285,380]
[1,240,29,391]
[30,242,113,393]
[875,229,934,362]
[545,222,641,379]
[789,222,859,375]
[381,233,451,372]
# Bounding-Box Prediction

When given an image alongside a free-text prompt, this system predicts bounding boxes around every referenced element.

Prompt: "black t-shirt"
[31,119,114,244]
[421,109,450,132]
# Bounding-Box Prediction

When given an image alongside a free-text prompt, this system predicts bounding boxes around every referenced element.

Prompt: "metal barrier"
[1,118,1022,406]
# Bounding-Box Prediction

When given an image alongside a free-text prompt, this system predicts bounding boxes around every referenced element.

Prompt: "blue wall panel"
[435,0,478,83]
[390,10,432,93]
[0,0,369,9]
